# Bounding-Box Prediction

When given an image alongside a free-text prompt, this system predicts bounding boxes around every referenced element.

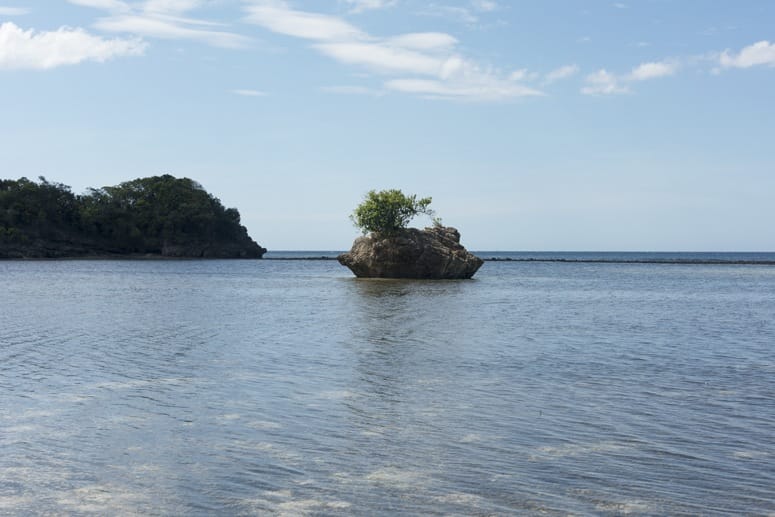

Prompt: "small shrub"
[351,189,436,235]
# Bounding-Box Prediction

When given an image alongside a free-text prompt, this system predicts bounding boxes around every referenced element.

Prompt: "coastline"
[0,254,264,261]
[3,252,774,265]
[262,251,775,265]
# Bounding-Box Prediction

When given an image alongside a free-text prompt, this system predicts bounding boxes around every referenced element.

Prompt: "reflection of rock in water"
[339,226,483,279]
[343,277,469,413]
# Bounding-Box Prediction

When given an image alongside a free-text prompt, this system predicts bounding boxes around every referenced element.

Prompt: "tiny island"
[338,189,483,279]
[0,175,266,259]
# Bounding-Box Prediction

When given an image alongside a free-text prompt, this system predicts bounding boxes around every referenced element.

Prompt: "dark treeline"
[0,175,265,258]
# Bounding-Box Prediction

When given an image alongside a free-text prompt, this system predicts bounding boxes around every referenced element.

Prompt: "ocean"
[1,254,774,515]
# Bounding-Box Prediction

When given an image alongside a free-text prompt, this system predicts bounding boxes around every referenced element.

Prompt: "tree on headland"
[350,189,439,236]
[0,175,265,258]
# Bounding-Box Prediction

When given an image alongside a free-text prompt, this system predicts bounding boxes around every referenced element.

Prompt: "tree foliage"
[351,189,437,235]
[0,175,263,257]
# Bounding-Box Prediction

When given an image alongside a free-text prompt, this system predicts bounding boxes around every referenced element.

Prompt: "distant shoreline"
[3,254,774,266]
[481,257,775,265]
[261,255,775,266]
[261,256,775,265]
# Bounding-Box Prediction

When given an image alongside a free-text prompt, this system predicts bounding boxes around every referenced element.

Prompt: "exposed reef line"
[263,256,775,265]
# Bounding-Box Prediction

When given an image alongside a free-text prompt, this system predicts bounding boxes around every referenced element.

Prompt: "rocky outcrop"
[338,226,483,279]
[0,238,266,259]
[160,241,266,258]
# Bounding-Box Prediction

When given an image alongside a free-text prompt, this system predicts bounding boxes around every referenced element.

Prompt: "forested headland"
[0,175,265,258]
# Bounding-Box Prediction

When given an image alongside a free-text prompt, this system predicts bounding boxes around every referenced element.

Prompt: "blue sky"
[1,1,774,250]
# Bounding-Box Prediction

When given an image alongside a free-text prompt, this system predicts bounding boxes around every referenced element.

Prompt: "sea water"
[1,256,774,515]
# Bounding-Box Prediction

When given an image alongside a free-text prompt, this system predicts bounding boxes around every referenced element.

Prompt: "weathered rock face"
[338,226,483,279]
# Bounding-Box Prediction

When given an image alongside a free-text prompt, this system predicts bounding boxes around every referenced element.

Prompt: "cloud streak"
[243,0,540,101]
[94,14,249,47]
[628,60,678,80]
[231,88,267,96]
[68,0,249,48]
[0,6,29,16]
[0,21,146,70]
[544,64,579,84]
[342,0,397,14]
[581,69,628,95]
[582,59,677,95]
[245,3,364,41]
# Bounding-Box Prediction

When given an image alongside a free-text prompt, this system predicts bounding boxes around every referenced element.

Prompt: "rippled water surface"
[2,258,774,515]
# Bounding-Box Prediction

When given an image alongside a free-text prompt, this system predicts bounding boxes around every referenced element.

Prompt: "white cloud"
[342,0,397,14]
[0,21,146,70]
[144,0,202,15]
[245,2,365,41]
[322,85,384,96]
[582,59,679,95]
[581,69,628,95]
[95,15,249,47]
[0,6,29,16]
[315,42,442,75]
[628,60,678,80]
[388,32,457,51]
[544,64,579,83]
[612,2,627,8]
[719,40,775,69]
[244,1,539,101]
[385,77,541,101]
[67,0,129,10]
[69,0,248,48]
[471,0,498,12]
[508,68,528,81]
[419,5,478,25]
[421,0,497,24]
[231,88,267,96]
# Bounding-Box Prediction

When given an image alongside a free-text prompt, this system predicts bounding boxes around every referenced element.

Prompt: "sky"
[1,1,774,251]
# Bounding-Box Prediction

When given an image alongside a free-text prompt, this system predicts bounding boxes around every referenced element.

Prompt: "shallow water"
[1,258,774,515]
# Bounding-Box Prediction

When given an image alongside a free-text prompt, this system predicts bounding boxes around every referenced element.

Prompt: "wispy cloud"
[0,6,29,16]
[508,68,538,82]
[388,32,458,51]
[243,0,539,101]
[420,1,504,24]
[385,77,540,101]
[315,41,443,75]
[544,64,579,83]
[322,85,384,96]
[719,40,775,69]
[68,0,249,48]
[581,69,628,95]
[0,21,146,70]
[471,0,498,12]
[342,0,397,14]
[245,3,364,41]
[582,59,677,95]
[143,0,203,15]
[231,88,267,96]
[95,15,248,47]
[68,0,129,11]
[627,60,678,80]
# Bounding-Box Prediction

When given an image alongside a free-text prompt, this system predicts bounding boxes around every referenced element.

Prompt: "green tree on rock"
[351,189,438,236]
